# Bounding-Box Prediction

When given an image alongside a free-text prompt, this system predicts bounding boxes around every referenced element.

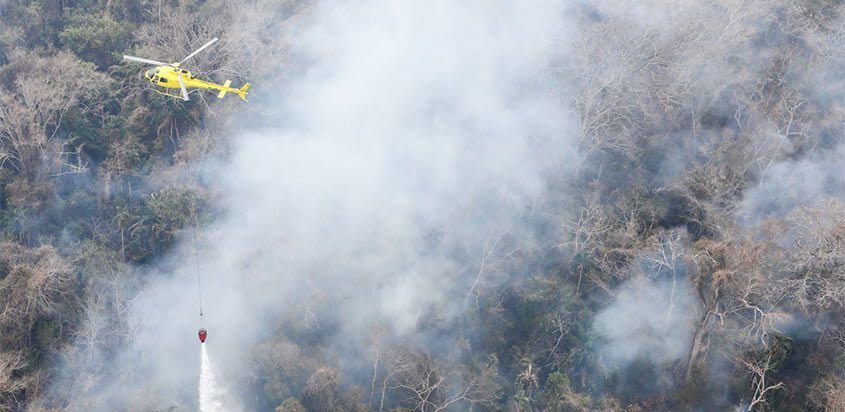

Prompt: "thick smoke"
[741,145,845,223]
[204,0,573,349]
[592,235,697,397]
[52,0,575,409]
[593,272,695,368]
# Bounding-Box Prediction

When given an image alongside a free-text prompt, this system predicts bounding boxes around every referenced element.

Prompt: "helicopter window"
[159,78,168,83]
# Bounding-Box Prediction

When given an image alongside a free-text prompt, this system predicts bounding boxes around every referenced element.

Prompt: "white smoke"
[593,272,697,367]
[51,0,577,408]
[593,239,697,370]
[740,145,845,224]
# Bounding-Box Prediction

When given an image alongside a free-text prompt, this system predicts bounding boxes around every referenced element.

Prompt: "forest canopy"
[1,0,845,411]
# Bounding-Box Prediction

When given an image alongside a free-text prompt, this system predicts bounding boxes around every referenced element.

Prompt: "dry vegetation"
[0,0,845,411]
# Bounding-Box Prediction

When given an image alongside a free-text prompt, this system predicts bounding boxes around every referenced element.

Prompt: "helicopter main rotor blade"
[178,37,219,66]
[177,72,190,101]
[123,55,169,66]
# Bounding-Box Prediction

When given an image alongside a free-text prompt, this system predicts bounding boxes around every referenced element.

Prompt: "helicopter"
[123,38,250,102]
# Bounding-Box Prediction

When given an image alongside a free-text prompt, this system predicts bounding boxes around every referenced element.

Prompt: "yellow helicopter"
[123,38,250,102]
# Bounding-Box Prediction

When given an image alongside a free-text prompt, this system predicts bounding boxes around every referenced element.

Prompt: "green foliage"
[118,186,207,262]
[0,1,231,408]
[539,372,592,411]
[834,354,845,369]
[59,13,131,68]
[31,318,59,359]
[771,335,794,370]
[10,2,60,48]
[106,0,145,23]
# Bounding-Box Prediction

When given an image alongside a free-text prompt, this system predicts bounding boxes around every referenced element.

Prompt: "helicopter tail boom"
[206,80,248,101]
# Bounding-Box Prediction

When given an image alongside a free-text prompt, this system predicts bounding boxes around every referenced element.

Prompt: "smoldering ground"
[42,1,576,409]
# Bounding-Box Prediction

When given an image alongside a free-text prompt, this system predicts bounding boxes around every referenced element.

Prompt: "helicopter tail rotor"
[237,83,251,102]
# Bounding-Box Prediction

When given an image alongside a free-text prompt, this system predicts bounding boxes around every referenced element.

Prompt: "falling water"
[199,344,227,412]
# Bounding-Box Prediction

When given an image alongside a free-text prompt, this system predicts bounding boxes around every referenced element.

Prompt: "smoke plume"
[49,0,576,408]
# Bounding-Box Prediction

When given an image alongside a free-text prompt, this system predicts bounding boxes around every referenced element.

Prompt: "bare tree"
[464,230,519,306]
[303,367,341,412]
[643,231,686,328]
[685,228,790,389]
[783,200,845,316]
[733,349,786,411]
[384,347,497,412]
[0,242,76,411]
[808,374,845,411]
[0,350,27,410]
[0,52,109,200]
[0,243,76,337]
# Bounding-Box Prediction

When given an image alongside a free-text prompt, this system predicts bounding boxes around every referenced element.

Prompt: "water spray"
[199,345,226,411]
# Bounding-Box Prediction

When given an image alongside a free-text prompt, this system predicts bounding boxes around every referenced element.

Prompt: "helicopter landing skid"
[154,88,190,100]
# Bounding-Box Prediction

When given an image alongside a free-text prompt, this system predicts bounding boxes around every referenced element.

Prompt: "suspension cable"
[193,205,204,317]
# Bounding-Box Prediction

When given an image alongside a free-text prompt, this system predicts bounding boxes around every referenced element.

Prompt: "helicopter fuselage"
[141,65,250,101]
[145,66,225,92]
[124,37,250,101]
